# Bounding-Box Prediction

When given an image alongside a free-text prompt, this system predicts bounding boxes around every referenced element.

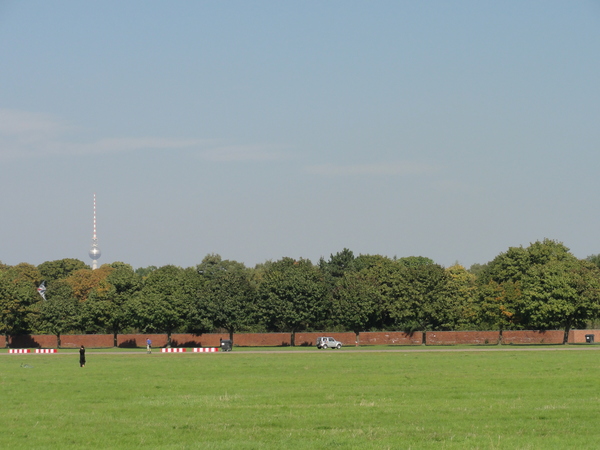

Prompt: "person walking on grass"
[79,345,86,367]
[146,338,152,354]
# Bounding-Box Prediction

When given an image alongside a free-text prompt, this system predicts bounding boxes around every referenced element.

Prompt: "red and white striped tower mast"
[88,193,101,269]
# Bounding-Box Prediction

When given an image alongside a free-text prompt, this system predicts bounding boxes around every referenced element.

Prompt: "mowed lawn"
[1,347,600,449]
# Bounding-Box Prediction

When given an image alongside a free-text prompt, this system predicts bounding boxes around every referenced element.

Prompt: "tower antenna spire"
[89,193,101,269]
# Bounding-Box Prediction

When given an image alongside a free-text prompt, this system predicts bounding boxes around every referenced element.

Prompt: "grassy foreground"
[1,348,600,449]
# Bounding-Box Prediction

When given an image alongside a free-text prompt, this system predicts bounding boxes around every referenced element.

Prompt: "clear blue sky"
[1,1,599,270]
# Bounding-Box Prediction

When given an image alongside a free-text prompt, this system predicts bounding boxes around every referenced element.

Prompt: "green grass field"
[1,347,600,449]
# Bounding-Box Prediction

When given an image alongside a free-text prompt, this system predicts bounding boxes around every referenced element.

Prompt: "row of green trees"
[2,239,600,346]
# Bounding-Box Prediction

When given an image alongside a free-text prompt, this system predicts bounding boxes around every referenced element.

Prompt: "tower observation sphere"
[89,246,101,260]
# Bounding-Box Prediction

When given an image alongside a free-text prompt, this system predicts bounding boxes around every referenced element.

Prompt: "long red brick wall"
[568,329,600,344]
[9,334,57,348]
[117,332,293,348]
[171,333,228,348]
[426,331,500,345]
[233,333,292,347]
[295,332,356,347]
[501,330,564,344]
[119,333,168,348]
[358,332,423,346]
[61,334,114,348]
[4,330,600,348]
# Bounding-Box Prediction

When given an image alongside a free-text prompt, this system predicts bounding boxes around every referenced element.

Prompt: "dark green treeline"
[2,239,600,345]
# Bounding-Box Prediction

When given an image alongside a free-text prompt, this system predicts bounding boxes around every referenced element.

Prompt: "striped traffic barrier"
[35,349,57,354]
[161,348,186,353]
[8,349,30,354]
[193,348,219,353]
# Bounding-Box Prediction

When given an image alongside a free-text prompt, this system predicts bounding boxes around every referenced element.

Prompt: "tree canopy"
[1,240,599,346]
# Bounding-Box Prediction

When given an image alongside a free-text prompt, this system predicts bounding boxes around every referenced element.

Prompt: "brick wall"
[426,331,500,345]
[233,333,291,347]
[4,329,599,348]
[60,334,113,348]
[118,333,169,348]
[10,334,57,348]
[358,332,422,346]
[568,329,600,344]
[171,333,229,348]
[119,333,229,348]
[295,332,356,347]
[501,330,564,344]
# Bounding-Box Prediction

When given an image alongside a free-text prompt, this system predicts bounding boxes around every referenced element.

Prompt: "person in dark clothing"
[79,345,86,367]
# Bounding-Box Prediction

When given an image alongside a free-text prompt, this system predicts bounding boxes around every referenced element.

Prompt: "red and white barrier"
[8,349,30,354]
[161,348,186,353]
[193,348,219,353]
[35,349,57,353]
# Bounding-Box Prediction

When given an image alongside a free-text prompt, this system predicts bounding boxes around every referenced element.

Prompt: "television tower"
[89,193,101,269]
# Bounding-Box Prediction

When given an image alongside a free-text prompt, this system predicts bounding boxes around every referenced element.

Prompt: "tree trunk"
[57,333,61,349]
[167,331,172,347]
[291,330,296,347]
[229,329,234,344]
[498,329,503,345]
[355,331,360,347]
[113,331,118,348]
[563,325,571,345]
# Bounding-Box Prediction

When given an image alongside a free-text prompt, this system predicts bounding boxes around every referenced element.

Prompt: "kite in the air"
[37,281,47,301]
